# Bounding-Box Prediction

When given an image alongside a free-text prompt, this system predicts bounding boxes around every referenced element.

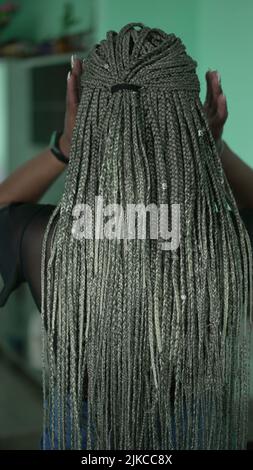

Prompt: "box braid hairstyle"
[41,23,252,449]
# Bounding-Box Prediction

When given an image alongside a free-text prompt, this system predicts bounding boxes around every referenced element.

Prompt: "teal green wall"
[0,0,92,42]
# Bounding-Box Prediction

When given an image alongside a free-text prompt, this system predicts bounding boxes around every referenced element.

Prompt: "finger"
[214,72,222,97]
[210,71,222,107]
[216,94,228,126]
[218,73,223,95]
[66,72,79,113]
[208,115,222,141]
[205,70,220,117]
[207,71,222,118]
[209,95,228,141]
[71,57,82,102]
[204,70,213,108]
[72,57,82,77]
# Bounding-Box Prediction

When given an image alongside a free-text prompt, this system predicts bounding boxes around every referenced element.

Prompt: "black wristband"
[50,131,69,165]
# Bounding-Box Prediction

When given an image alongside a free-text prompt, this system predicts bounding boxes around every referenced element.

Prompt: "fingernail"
[216,71,221,84]
[71,54,77,69]
[67,71,71,80]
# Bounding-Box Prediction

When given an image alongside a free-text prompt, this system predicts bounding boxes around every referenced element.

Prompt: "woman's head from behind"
[41,23,252,450]
[67,23,202,208]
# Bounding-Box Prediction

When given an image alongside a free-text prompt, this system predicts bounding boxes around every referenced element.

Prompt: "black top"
[0,202,57,310]
[0,202,253,311]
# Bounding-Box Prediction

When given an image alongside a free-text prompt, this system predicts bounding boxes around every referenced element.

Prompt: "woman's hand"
[204,70,228,145]
[59,56,83,159]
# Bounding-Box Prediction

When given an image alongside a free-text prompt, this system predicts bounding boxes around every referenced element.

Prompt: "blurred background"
[0,0,252,449]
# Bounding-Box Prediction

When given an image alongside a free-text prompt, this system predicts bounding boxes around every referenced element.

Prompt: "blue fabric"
[41,398,205,450]
[41,399,92,450]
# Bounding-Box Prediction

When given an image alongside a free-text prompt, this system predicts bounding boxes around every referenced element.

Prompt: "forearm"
[221,141,253,210]
[0,144,67,206]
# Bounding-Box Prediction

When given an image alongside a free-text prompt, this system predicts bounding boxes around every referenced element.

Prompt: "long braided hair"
[41,23,252,449]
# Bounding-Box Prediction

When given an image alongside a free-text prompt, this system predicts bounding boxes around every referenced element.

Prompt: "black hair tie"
[111,83,141,94]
